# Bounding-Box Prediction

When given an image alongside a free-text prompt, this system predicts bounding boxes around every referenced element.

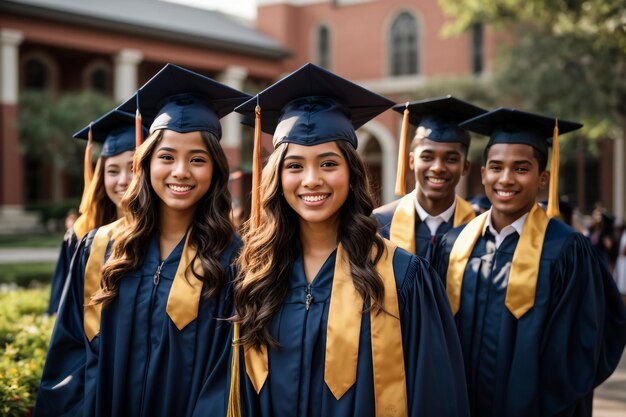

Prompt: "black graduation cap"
[234,63,394,229]
[74,109,145,157]
[234,62,395,149]
[118,63,251,140]
[392,95,486,146]
[461,107,582,218]
[392,96,486,195]
[459,108,582,156]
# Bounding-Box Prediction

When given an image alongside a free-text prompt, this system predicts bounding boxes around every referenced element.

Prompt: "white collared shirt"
[415,198,457,236]
[482,210,529,249]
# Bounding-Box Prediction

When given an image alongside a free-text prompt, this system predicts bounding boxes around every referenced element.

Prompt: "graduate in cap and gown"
[34,63,250,417]
[48,110,145,314]
[227,63,469,417]
[434,108,626,417]
[373,96,484,263]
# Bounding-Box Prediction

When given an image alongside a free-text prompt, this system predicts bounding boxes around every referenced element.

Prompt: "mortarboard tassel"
[134,93,143,172]
[546,119,560,218]
[394,102,410,196]
[227,100,263,417]
[226,323,242,417]
[79,122,94,214]
[135,91,143,148]
[251,101,263,229]
[135,108,143,149]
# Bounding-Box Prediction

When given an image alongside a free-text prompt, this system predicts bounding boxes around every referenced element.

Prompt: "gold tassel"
[251,103,263,229]
[79,122,94,214]
[133,108,143,173]
[135,108,143,149]
[226,322,242,417]
[394,102,410,196]
[546,119,560,218]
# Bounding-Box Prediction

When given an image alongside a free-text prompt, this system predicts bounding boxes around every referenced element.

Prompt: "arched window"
[24,57,51,89]
[83,61,112,95]
[90,68,110,93]
[317,25,331,69]
[471,22,484,75]
[389,12,419,76]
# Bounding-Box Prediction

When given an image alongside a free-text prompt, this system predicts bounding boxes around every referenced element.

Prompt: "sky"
[163,0,257,20]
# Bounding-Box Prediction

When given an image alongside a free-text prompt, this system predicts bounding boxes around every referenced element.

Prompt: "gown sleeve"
[191,266,238,417]
[539,233,626,416]
[48,230,78,315]
[398,252,470,417]
[34,232,94,417]
[190,236,242,417]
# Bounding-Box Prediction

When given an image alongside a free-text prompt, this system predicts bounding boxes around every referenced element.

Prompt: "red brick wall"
[257,0,500,79]
[0,104,24,205]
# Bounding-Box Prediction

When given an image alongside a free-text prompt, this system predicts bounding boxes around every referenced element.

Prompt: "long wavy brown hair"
[94,129,234,306]
[234,140,385,349]
[74,156,118,235]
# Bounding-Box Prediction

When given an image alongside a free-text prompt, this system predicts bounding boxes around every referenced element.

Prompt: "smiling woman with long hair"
[227,63,469,417]
[34,64,250,417]
[47,110,142,315]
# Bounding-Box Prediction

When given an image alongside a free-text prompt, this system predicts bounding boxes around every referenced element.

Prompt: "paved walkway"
[594,352,626,416]
[0,248,59,263]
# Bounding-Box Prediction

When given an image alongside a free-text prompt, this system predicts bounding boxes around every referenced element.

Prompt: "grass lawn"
[0,233,64,248]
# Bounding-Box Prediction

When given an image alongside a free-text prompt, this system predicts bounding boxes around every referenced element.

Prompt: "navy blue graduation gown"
[34,229,240,417]
[435,219,626,417]
[48,228,79,314]
[237,244,469,417]
[373,199,454,263]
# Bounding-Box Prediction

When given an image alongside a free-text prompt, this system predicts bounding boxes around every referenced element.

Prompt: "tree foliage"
[18,90,114,201]
[18,90,114,164]
[438,0,626,137]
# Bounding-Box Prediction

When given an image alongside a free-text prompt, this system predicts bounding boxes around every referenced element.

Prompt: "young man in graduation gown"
[435,108,626,417]
[373,96,484,262]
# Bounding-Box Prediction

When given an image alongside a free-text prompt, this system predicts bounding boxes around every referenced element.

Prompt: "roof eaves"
[1,1,292,60]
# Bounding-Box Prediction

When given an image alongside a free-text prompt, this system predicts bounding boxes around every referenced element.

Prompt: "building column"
[217,65,248,156]
[217,65,248,208]
[0,29,24,214]
[113,49,143,102]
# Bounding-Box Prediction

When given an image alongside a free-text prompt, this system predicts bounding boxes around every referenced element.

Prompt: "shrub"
[0,264,55,287]
[0,287,54,416]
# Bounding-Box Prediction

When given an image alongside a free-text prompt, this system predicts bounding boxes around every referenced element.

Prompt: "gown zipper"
[153,261,164,285]
[138,260,164,416]
[305,284,313,310]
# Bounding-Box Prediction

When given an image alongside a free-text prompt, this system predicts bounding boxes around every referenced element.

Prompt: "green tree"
[18,90,114,203]
[439,0,626,134]
[438,0,626,211]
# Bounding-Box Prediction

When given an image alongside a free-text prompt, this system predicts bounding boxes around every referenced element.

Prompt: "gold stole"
[390,191,476,254]
[73,215,90,241]
[244,240,408,417]
[84,224,204,341]
[446,203,549,318]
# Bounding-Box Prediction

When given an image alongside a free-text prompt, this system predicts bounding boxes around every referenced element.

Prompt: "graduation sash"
[446,203,549,319]
[84,223,204,341]
[243,239,407,417]
[73,214,91,241]
[390,191,476,253]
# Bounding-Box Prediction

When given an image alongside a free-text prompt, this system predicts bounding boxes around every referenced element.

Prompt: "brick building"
[1,0,623,231]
